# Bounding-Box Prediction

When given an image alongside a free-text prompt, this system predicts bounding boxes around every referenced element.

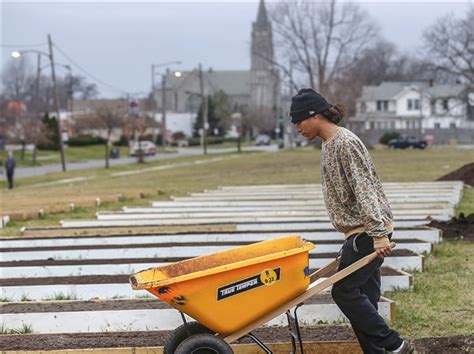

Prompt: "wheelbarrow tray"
[130,236,315,335]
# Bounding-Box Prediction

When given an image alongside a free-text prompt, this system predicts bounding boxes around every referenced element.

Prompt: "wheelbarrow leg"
[246,333,273,354]
[286,304,304,354]
[179,311,191,336]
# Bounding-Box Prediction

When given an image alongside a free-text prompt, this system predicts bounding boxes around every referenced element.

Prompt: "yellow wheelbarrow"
[130,236,395,353]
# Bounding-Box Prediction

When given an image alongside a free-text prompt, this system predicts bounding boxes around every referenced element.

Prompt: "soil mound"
[429,213,474,241]
[414,335,473,353]
[436,163,474,186]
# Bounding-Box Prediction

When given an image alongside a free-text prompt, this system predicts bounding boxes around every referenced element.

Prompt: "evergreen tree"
[193,95,218,137]
[40,113,60,150]
[193,91,231,137]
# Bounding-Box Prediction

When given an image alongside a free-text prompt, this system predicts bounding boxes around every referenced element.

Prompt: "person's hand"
[375,244,392,258]
[373,236,392,259]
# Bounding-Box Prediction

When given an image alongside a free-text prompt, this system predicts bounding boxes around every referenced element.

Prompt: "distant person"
[5,151,16,189]
[289,88,415,354]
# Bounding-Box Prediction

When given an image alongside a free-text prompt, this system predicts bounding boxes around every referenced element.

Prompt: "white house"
[154,112,197,138]
[348,81,474,145]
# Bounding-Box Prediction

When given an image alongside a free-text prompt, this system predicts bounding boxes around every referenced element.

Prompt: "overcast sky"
[1,1,470,98]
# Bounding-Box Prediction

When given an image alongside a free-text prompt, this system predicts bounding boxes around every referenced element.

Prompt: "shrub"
[68,135,107,146]
[188,136,225,146]
[188,137,201,146]
[224,138,239,143]
[379,131,400,145]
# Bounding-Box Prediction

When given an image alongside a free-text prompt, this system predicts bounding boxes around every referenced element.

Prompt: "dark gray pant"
[7,172,14,189]
[331,233,402,354]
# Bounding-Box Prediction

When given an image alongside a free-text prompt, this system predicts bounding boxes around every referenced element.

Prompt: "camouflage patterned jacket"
[321,128,393,248]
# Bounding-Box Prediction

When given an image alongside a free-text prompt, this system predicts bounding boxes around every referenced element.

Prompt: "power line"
[52,41,129,95]
[0,42,47,48]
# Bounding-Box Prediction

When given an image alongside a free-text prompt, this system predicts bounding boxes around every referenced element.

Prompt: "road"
[1,145,278,180]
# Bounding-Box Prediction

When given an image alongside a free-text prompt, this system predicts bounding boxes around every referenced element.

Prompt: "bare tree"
[2,57,98,113]
[270,0,379,95]
[75,103,126,168]
[125,114,160,163]
[242,107,275,136]
[422,6,474,85]
[57,74,98,108]
[0,96,44,164]
[2,58,35,101]
[332,40,429,115]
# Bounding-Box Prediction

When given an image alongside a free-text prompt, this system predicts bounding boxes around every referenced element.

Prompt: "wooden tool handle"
[225,241,397,343]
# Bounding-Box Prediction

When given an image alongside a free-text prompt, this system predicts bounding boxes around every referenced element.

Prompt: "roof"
[360,82,426,101]
[425,84,466,98]
[167,70,251,97]
[359,81,467,101]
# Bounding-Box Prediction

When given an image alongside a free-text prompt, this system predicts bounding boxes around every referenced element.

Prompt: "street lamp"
[151,61,181,148]
[11,34,67,172]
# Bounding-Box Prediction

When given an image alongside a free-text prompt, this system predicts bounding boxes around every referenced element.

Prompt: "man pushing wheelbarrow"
[290,88,415,354]
[129,89,415,354]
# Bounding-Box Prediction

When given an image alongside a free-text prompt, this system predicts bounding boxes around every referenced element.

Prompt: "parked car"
[388,136,427,149]
[129,141,157,156]
[255,134,271,146]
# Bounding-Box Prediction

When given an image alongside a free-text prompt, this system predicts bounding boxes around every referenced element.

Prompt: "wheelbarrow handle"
[224,242,397,344]
[309,242,396,282]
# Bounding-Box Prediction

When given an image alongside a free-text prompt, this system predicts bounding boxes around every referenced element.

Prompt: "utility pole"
[48,33,66,172]
[33,53,42,166]
[161,69,168,148]
[151,62,181,148]
[35,54,41,109]
[198,63,208,155]
[67,66,74,122]
[151,64,157,143]
[151,64,160,146]
[286,60,295,149]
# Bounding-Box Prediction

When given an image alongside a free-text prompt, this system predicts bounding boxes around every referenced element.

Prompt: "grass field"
[456,187,474,216]
[387,240,474,338]
[1,146,473,338]
[1,146,472,223]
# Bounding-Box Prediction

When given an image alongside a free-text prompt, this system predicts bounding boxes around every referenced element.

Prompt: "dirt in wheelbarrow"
[428,213,474,241]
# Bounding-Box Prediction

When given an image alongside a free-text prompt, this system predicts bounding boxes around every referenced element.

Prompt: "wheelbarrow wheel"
[175,333,233,354]
[164,321,214,354]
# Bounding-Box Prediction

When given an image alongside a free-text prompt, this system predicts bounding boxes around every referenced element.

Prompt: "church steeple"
[250,0,278,112]
[255,0,270,31]
[251,0,273,71]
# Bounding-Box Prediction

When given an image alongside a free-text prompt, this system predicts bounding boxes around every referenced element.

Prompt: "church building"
[155,0,280,121]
